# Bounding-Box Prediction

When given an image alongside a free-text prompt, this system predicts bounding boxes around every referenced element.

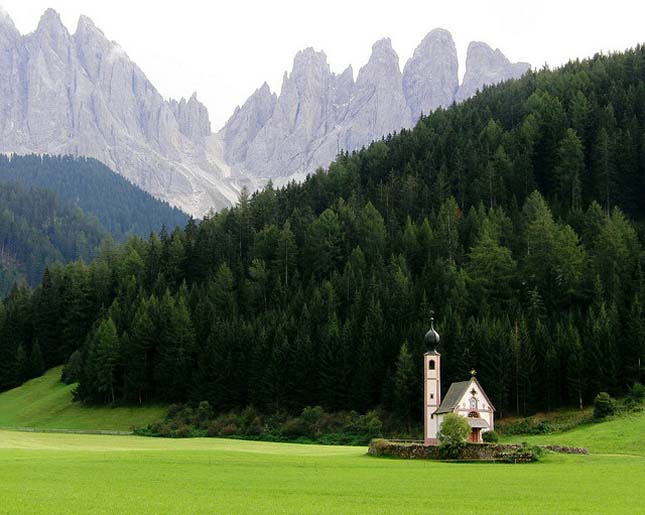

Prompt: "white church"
[423,319,495,445]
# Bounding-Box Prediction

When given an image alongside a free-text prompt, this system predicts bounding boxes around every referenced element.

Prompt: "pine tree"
[393,341,417,429]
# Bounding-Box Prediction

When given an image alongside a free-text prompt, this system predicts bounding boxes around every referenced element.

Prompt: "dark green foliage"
[393,341,417,426]
[0,154,187,239]
[61,350,82,385]
[482,430,499,443]
[0,155,188,295]
[1,45,645,426]
[0,181,105,292]
[626,383,645,404]
[137,404,383,445]
[593,392,617,419]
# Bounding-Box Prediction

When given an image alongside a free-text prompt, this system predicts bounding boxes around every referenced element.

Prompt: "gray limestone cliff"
[0,9,531,214]
[456,41,530,102]
[222,30,529,186]
[0,9,237,216]
[402,28,459,122]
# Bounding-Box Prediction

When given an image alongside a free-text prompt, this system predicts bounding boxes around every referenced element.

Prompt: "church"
[423,319,495,445]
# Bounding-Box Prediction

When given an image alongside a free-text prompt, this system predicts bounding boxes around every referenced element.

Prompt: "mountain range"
[0,9,530,216]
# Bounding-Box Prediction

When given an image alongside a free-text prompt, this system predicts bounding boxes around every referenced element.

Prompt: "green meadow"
[0,367,164,432]
[0,371,643,513]
[0,421,643,514]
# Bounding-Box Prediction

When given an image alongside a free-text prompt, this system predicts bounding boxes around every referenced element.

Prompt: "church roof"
[435,377,496,414]
[435,381,471,414]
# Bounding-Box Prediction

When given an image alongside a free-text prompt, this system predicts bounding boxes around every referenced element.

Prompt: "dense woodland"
[0,155,188,239]
[1,47,644,422]
[0,155,188,294]
[0,181,106,294]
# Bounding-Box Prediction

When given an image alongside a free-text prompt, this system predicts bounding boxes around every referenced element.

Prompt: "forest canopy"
[1,45,644,421]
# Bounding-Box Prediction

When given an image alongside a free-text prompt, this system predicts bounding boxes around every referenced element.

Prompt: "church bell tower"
[424,318,441,445]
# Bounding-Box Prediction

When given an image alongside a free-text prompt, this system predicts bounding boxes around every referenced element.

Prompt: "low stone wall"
[368,439,587,462]
[368,439,527,461]
[541,445,589,455]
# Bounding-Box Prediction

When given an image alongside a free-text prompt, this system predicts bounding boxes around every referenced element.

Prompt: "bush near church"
[438,413,471,458]
[593,392,617,420]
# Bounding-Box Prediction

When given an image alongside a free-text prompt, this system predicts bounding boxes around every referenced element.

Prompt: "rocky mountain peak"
[170,92,211,141]
[288,48,332,97]
[403,28,459,120]
[0,7,17,32]
[456,41,530,102]
[293,47,328,69]
[75,14,106,41]
[221,82,278,166]
[0,8,236,217]
[345,37,411,150]
[36,8,68,36]
[364,37,399,72]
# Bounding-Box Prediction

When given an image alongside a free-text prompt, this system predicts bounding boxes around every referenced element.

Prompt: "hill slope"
[0,180,106,293]
[0,367,164,431]
[502,411,645,456]
[0,154,189,239]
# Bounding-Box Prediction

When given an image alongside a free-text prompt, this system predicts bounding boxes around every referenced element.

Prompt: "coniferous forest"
[0,154,188,239]
[0,155,188,295]
[1,46,644,421]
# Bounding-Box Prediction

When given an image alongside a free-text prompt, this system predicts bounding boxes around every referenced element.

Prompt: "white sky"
[1,0,643,129]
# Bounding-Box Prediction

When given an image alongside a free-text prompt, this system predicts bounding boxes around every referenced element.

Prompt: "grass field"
[0,367,164,431]
[0,371,643,513]
[500,411,645,456]
[0,418,644,514]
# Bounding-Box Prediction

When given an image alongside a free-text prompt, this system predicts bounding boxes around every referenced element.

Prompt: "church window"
[468,411,479,418]
[469,397,478,409]
[429,360,435,370]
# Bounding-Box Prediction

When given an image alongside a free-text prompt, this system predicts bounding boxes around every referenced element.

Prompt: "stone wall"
[368,439,587,462]
[367,439,562,463]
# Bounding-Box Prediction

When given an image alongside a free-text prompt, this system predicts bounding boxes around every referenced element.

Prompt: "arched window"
[429,360,435,370]
[469,397,478,409]
[468,411,479,418]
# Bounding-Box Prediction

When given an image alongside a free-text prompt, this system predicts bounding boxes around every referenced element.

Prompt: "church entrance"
[468,428,481,443]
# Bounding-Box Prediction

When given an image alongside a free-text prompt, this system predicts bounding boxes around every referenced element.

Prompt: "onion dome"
[424,317,440,348]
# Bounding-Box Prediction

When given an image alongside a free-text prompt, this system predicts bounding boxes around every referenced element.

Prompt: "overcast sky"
[1,0,643,128]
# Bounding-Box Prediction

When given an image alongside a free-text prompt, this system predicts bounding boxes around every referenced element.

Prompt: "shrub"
[281,417,307,438]
[438,413,470,458]
[220,424,238,436]
[197,401,213,426]
[627,383,645,404]
[167,404,183,419]
[239,406,263,435]
[300,406,325,438]
[482,430,499,443]
[206,420,223,437]
[173,424,191,438]
[593,392,616,420]
[364,410,383,438]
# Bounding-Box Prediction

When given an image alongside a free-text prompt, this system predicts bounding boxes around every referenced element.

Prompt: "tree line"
[0,155,188,295]
[1,45,644,422]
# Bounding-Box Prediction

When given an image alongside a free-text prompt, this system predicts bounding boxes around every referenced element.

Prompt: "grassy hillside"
[501,410,645,456]
[0,430,642,514]
[0,367,164,432]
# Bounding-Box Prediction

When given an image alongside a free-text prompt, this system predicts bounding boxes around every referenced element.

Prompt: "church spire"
[424,315,440,350]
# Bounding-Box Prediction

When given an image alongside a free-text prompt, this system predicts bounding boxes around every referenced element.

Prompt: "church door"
[468,428,481,443]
